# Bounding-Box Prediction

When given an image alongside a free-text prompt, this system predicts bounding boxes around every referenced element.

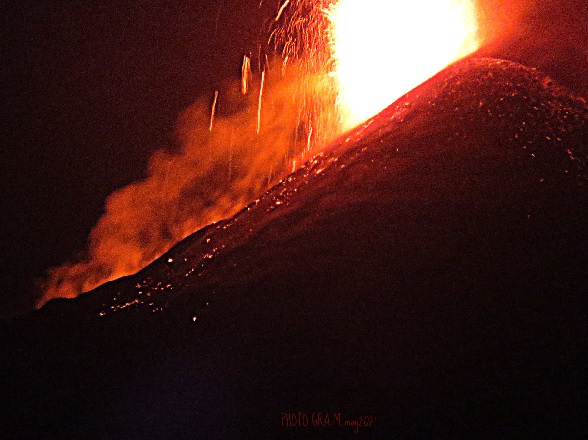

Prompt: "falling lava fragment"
[2,58,587,438]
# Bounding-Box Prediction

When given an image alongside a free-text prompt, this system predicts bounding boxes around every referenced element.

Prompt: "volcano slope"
[2,58,588,438]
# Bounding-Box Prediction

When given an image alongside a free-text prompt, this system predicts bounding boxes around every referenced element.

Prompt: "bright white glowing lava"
[328,0,480,129]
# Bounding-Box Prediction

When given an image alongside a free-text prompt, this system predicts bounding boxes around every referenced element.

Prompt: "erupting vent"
[328,0,480,127]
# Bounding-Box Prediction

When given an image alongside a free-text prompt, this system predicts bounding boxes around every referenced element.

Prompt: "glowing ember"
[241,55,252,95]
[209,90,219,132]
[257,71,266,135]
[328,0,480,128]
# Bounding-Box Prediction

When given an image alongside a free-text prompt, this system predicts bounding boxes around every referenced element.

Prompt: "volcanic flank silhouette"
[2,58,587,438]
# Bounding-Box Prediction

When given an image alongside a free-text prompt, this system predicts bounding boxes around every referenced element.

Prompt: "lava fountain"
[328,0,480,128]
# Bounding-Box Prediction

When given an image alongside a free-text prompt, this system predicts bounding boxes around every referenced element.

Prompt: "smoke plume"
[38,60,339,307]
[37,0,342,307]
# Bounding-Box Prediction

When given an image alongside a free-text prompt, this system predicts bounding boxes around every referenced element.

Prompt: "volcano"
[2,58,587,438]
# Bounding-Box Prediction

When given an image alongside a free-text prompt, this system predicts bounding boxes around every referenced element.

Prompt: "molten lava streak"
[328,0,480,128]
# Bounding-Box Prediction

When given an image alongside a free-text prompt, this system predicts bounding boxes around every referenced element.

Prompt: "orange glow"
[328,0,480,128]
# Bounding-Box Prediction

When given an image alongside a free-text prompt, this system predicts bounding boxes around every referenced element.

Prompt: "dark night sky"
[1,0,587,319]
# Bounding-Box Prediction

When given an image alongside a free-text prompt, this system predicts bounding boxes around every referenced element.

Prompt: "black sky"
[1,0,587,319]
